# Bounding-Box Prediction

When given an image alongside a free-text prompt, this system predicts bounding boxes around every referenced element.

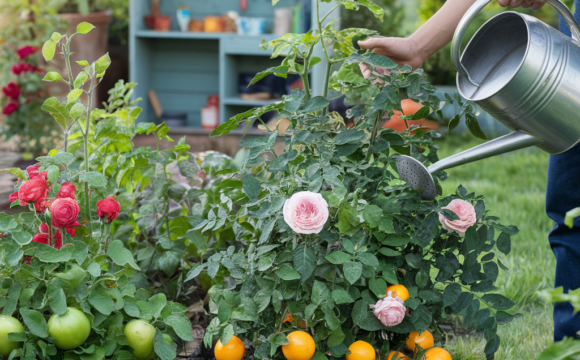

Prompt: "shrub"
[195,1,518,359]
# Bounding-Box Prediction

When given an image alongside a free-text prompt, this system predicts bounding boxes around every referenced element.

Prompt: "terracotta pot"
[59,10,112,106]
[144,15,172,31]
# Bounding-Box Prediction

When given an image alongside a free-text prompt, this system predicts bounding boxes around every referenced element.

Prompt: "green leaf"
[42,39,56,61]
[184,263,205,282]
[481,294,515,310]
[332,289,355,304]
[67,89,83,102]
[76,60,90,67]
[47,165,60,183]
[343,261,363,285]
[76,22,96,34]
[47,284,67,315]
[363,205,382,228]
[11,231,32,245]
[443,283,462,307]
[249,66,289,86]
[166,314,194,341]
[20,309,48,337]
[269,333,290,357]
[74,72,89,88]
[218,302,232,323]
[242,174,261,201]
[344,52,398,69]
[89,286,115,315]
[311,280,330,305]
[275,263,301,281]
[9,168,27,180]
[448,115,461,132]
[355,253,379,268]
[36,244,74,263]
[51,32,62,42]
[369,278,387,297]
[69,102,86,119]
[325,251,351,265]
[466,114,487,140]
[154,330,177,360]
[299,96,330,113]
[220,324,235,347]
[79,171,107,188]
[537,337,580,360]
[94,53,111,74]
[42,97,75,130]
[107,240,140,270]
[293,244,316,281]
[496,232,511,255]
[42,72,62,82]
[334,129,365,145]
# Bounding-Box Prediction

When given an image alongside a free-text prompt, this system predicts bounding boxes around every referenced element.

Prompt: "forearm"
[409,0,477,59]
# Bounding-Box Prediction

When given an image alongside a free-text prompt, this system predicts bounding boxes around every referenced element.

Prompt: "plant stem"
[63,40,74,92]
[366,113,381,162]
[317,0,333,113]
[155,133,160,161]
[301,73,311,99]
[320,4,340,24]
[63,130,68,152]
[84,75,96,234]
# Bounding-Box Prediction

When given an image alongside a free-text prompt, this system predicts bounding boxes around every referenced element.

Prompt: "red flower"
[8,192,18,203]
[16,46,37,60]
[3,102,18,115]
[32,228,62,249]
[50,198,80,228]
[34,193,49,214]
[96,196,120,223]
[39,223,49,233]
[65,226,75,237]
[18,179,47,203]
[11,63,42,75]
[54,231,62,249]
[27,165,48,181]
[57,183,76,199]
[2,81,20,100]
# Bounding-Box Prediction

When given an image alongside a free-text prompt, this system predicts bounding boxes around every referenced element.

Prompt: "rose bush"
[0,24,206,360]
[190,1,518,360]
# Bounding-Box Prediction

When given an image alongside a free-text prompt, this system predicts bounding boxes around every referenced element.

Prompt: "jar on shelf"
[201,95,219,129]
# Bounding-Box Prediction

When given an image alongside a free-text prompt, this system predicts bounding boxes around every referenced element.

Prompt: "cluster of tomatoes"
[0,309,166,359]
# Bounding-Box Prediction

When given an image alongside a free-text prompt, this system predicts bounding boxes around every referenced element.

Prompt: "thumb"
[358,36,389,50]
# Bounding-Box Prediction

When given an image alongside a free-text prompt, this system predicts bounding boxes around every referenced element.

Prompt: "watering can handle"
[451,0,580,86]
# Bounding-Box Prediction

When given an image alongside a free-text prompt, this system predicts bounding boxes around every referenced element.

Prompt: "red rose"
[34,193,49,214]
[50,198,80,228]
[39,223,49,233]
[96,196,120,223]
[3,102,18,115]
[27,166,48,181]
[16,46,36,60]
[2,81,20,100]
[32,232,49,245]
[54,231,62,249]
[57,183,76,199]
[8,192,18,203]
[18,179,47,203]
[66,226,75,237]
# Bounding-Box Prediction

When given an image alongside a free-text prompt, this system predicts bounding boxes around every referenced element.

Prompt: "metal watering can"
[396,0,580,200]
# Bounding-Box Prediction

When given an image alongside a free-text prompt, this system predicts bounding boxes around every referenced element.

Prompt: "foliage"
[0,24,201,360]
[0,0,64,157]
[55,0,111,15]
[196,1,517,359]
[340,0,405,37]
[537,287,580,359]
[109,0,129,46]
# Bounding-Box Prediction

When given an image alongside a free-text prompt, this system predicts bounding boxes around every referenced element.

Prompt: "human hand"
[497,0,548,11]
[357,37,426,79]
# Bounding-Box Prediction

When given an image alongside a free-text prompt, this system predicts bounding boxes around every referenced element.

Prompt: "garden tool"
[396,0,580,200]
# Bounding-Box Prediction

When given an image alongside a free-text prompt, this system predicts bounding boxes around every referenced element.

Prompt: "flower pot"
[144,15,172,31]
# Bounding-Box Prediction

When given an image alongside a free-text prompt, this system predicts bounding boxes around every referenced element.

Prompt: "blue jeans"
[551,0,580,341]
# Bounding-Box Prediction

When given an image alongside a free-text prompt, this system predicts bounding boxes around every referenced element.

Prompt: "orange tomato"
[214,336,245,360]
[385,350,410,360]
[386,284,410,301]
[406,330,434,352]
[281,331,316,360]
[346,341,376,360]
[424,347,452,360]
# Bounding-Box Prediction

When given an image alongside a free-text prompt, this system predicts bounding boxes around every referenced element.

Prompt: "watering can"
[396,0,580,200]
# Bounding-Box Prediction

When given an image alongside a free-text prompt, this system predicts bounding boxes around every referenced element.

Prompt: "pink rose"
[283,191,329,234]
[438,199,477,233]
[50,198,80,229]
[369,295,406,327]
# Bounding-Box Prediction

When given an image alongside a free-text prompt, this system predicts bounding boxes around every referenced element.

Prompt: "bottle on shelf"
[201,95,220,130]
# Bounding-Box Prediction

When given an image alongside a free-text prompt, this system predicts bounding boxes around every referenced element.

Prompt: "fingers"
[357,37,389,50]
[359,63,371,79]
[509,0,525,8]
[497,0,510,6]
[531,0,548,10]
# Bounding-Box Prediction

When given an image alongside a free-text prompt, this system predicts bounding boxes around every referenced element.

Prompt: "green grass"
[435,135,554,360]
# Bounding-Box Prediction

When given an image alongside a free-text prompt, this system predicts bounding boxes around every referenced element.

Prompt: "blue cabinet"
[129,0,337,129]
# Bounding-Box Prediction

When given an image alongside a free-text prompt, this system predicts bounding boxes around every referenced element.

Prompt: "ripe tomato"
[0,315,25,357]
[47,307,91,350]
[124,320,156,360]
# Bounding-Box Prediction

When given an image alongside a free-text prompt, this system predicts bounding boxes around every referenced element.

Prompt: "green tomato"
[47,307,91,350]
[0,315,25,358]
[124,320,156,360]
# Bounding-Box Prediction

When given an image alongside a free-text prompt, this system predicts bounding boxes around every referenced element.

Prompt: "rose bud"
[50,198,81,229]
[96,196,120,223]
[283,191,329,234]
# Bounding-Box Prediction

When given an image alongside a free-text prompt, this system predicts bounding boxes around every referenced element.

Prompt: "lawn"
[435,135,555,360]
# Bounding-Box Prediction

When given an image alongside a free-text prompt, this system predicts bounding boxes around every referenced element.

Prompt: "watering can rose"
[438,199,477,233]
[369,295,406,327]
[283,191,329,234]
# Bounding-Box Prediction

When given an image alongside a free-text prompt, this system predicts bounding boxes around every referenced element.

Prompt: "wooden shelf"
[222,97,281,107]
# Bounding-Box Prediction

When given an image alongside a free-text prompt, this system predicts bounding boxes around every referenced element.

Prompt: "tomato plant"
[0,315,25,357]
[124,320,156,360]
[47,307,91,350]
